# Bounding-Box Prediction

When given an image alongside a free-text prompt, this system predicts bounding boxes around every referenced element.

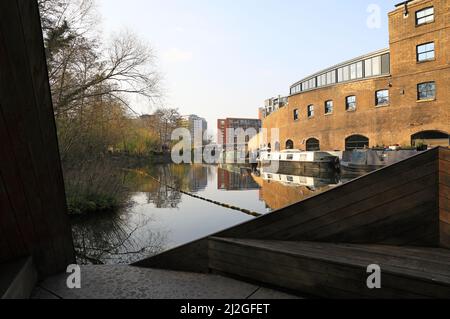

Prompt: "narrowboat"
[258,150,340,174]
[340,149,422,174]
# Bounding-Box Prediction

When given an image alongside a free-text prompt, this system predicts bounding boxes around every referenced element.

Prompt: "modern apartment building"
[181,114,208,146]
[262,0,449,151]
[263,96,289,118]
[217,118,262,149]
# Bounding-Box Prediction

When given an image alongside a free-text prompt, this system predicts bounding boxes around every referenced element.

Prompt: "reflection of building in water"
[185,165,208,192]
[166,164,208,193]
[217,167,260,191]
[252,173,336,211]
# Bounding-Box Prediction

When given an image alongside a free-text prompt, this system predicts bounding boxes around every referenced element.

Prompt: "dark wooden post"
[0,0,75,277]
[440,148,450,249]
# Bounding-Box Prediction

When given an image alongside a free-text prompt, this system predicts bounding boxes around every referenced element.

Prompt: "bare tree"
[151,108,182,151]
[39,0,160,117]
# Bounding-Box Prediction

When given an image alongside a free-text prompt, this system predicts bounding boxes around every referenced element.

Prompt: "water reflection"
[72,210,167,265]
[252,168,340,211]
[72,163,363,265]
[218,165,260,190]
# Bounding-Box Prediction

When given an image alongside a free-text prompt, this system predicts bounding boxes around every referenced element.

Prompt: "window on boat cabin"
[416,7,434,26]
[287,154,294,160]
[325,100,333,114]
[417,42,435,62]
[375,90,389,106]
[293,109,299,121]
[287,176,294,182]
[417,82,436,100]
[307,105,314,118]
[346,96,357,111]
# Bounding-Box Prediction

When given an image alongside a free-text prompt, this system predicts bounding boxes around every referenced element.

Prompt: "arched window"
[286,140,294,150]
[345,135,369,151]
[411,131,449,148]
[306,138,320,151]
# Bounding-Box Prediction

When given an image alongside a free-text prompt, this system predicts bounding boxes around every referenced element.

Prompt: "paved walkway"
[32,265,300,299]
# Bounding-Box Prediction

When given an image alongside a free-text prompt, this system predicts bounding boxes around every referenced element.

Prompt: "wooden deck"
[209,238,450,299]
[135,147,450,298]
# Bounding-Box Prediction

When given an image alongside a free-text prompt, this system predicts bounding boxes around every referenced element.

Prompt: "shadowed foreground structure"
[0,0,75,297]
[135,147,450,298]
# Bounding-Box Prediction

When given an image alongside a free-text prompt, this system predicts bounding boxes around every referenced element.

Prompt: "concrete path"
[32,265,300,299]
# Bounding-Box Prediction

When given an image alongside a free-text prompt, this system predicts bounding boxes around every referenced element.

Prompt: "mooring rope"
[129,169,263,218]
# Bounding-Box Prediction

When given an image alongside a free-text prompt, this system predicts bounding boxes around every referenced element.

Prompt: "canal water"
[72,164,362,265]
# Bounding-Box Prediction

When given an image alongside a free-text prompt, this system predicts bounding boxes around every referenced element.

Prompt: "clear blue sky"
[98,0,395,134]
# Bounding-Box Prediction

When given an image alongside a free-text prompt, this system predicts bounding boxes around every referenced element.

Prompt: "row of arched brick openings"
[266,131,449,152]
[283,136,369,151]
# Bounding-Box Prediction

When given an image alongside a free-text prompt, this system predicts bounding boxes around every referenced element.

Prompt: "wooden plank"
[441,190,450,211]
[0,0,74,276]
[441,209,450,224]
[209,247,424,299]
[247,171,438,241]
[439,148,450,162]
[210,238,450,281]
[134,239,210,272]
[226,159,439,239]
[0,113,33,261]
[441,222,450,249]
[210,254,430,299]
[209,248,446,299]
[0,1,57,275]
[317,200,438,246]
[283,178,437,241]
[440,161,450,182]
[441,184,450,200]
[17,0,75,270]
[222,150,439,237]
[0,177,15,263]
[208,239,450,298]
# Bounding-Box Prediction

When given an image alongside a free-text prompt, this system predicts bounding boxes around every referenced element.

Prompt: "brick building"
[217,118,262,149]
[261,0,449,151]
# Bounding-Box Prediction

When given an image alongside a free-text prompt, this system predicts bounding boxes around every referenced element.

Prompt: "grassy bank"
[64,159,131,215]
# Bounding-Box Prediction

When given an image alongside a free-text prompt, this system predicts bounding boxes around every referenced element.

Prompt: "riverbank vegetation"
[39,0,179,215]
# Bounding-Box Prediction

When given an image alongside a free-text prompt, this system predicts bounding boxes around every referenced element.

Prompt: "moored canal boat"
[340,149,423,174]
[258,150,340,174]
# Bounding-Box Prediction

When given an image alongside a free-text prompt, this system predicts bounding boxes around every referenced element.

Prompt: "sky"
[98,0,395,135]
